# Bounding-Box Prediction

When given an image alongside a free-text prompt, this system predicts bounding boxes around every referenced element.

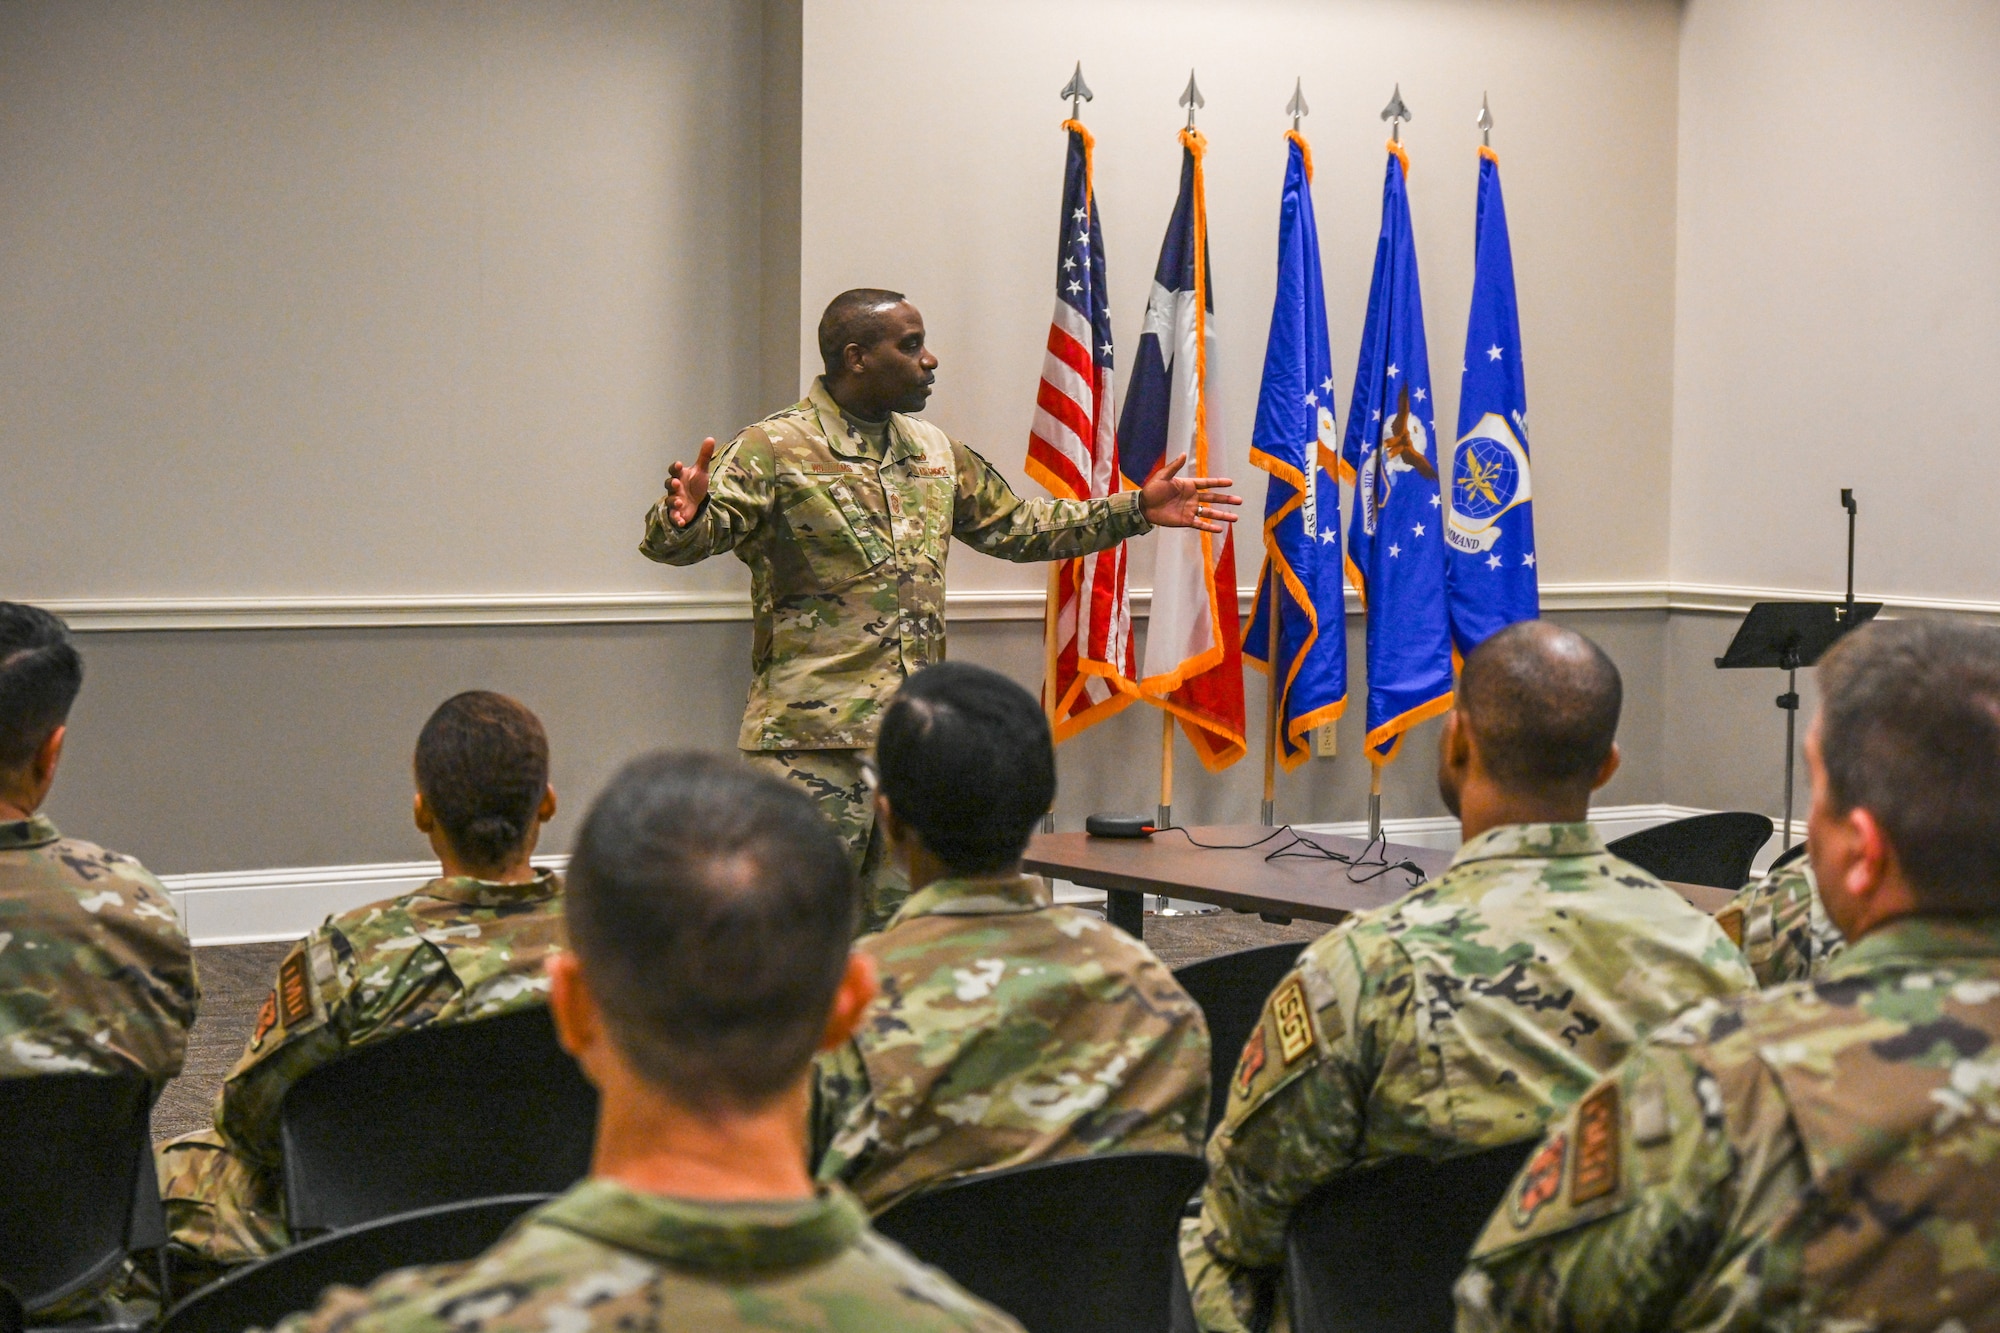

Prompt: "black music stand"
[1715,600,1879,849]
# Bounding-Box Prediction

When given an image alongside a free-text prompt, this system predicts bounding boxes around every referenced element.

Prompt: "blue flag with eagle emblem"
[1446,146,1539,653]
[1341,142,1453,765]
[1244,131,1346,770]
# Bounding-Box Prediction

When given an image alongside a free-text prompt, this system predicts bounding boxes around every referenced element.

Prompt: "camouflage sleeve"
[639,428,774,565]
[255,1260,468,1333]
[948,441,1150,562]
[809,1039,874,1185]
[1725,863,1844,988]
[88,853,200,1084]
[1185,929,1397,1333]
[1455,1024,1806,1332]
[214,928,357,1168]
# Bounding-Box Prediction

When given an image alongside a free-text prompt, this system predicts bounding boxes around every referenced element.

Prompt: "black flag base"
[1715,600,1882,851]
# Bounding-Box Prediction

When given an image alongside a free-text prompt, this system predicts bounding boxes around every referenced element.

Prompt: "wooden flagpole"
[1261,590,1280,825]
[1157,710,1175,830]
[1368,758,1384,842]
[1041,563,1062,832]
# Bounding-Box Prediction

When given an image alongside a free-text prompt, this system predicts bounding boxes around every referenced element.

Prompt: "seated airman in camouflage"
[1457,618,2000,1331]
[153,691,564,1290]
[0,603,198,1324]
[1184,622,1755,1333]
[269,751,1023,1333]
[1715,854,1845,987]
[812,662,1210,1213]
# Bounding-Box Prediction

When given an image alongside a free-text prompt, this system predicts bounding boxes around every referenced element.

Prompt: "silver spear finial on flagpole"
[1180,70,1205,129]
[1477,92,1493,147]
[1061,62,1094,120]
[1381,83,1411,143]
[1287,78,1309,132]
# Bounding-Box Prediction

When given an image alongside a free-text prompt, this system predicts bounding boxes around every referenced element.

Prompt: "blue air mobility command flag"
[1342,140,1454,765]
[1117,127,1246,772]
[1245,130,1346,771]
[1446,143,1539,652]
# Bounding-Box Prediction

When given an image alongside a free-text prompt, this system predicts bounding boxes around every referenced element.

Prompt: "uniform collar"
[0,815,61,853]
[1824,914,2000,976]
[807,376,927,466]
[888,871,1052,927]
[1449,821,1606,869]
[534,1178,864,1272]
[418,866,562,908]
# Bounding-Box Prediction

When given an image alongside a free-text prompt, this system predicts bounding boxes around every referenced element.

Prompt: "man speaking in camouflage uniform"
[1182,622,1753,1333]
[812,663,1210,1212]
[270,751,1022,1333]
[1456,618,2000,1331]
[154,691,566,1290]
[642,289,1240,930]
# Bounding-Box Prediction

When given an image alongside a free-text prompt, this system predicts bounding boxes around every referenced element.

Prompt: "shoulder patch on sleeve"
[1714,901,1744,948]
[278,949,315,1027]
[1234,1027,1268,1100]
[1511,1131,1567,1226]
[1570,1083,1622,1205]
[251,990,279,1050]
[1272,977,1316,1065]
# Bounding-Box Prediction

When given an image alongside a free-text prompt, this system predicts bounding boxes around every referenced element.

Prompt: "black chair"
[874,1151,1208,1333]
[1606,812,1774,891]
[158,1194,549,1333]
[279,1006,595,1234]
[1767,840,1809,872]
[0,1071,161,1329]
[1283,1140,1535,1333]
[1173,943,1307,1135]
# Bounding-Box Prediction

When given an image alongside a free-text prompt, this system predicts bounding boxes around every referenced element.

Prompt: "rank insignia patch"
[278,950,314,1028]
[1272,978,1315,1065]
[1571,1083,1621,1205]
[1512,1132,1567,1227]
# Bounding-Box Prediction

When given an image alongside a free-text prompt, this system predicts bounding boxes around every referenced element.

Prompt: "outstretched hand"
[1139,454,1242,532]
[666,438,716,527]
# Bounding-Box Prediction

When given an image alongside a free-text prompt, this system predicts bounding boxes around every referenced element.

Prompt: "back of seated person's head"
[414,691,550,877]
[1444,621,1622,814]
[875,661,1056,877]
[0,603,83,811]
[1813,618,2000,916]
[562,751,858,1115]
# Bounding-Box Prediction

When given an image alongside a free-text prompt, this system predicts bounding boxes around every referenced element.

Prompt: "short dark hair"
[816,287,907,377]
[1458,620,1622,796]
[414,691,550,874]
[0,603,84,775]
[876,662,1054,875]
[1816,618,2000,912]
[564,751,856,1111]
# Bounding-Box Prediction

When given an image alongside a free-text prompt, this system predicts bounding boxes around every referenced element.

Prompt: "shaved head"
[1456,621,1622,798]
[817,288,907,377]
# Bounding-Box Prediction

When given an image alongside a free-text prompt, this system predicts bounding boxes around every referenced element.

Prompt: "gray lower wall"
[50,606,1694,879]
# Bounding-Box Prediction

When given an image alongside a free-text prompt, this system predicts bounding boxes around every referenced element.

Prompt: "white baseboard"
[170,803,1787,945]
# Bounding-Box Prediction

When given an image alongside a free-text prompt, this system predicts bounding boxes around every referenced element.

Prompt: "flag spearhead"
[1380,83,1412,142]
[1286,78,1309,131]
[1179,70,1205,128]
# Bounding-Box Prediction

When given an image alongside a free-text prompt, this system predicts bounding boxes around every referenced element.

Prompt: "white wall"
[801,0,1682,596]
[0,1,792,605]
[1670,0,2000,604]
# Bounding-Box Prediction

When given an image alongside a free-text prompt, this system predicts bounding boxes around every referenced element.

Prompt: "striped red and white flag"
[1026,119,1137,741]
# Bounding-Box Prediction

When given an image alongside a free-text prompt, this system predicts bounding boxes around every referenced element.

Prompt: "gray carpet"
[152,912,1326,1142]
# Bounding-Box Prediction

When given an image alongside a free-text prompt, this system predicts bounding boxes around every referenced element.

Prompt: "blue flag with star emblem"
[1341,144,1453,765]
[1446,147,1539,653]
[1244,132,1346,770]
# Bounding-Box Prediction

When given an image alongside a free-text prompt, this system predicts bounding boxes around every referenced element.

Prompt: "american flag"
[1026,120,1137,740]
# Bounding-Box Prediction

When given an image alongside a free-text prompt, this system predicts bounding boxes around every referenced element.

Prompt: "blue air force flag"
[1446,146,1539,653]
[1245,132,1346,770]
[1341,144,1454,765]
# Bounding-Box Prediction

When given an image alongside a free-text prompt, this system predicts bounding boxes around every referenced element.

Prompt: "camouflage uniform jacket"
[639,379,1152,751]
[1187,823,1755,1333]
[216,870,564,1167]
[812,871,1210,1212]
[263,1178,1024,1333]
[1715,860,1846,988]
[0,814,196,1084]
[1456,914,2000,1333]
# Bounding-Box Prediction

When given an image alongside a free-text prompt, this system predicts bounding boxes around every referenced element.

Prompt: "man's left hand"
[1140,454,1243,532]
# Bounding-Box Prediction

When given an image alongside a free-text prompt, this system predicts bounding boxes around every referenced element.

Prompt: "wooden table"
[1024,824,1735,936]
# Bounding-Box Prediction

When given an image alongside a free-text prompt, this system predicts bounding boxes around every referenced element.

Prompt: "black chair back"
[158,1194,549,1333]
[279,1006,595,1234]
[1606,811,1774,890]
[1173,944,1308,1135]
[0,1072,152,1312]
[1767,840,1809,872]
[874,1151,1207,1333]
[1283,1140,1534,1333]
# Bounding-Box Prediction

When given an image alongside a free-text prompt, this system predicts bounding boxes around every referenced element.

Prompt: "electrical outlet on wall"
[1314,720,1338,758]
